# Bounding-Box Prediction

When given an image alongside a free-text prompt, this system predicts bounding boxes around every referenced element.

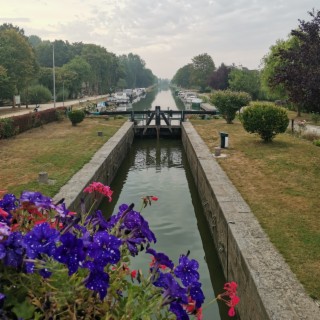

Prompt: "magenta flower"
[83,182,113,202]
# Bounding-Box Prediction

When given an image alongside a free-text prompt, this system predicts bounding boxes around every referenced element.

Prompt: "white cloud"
[0,0,319,78]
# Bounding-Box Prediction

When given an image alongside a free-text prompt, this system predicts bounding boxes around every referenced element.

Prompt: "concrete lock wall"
[53,122,134,212]
[181,122,320,320]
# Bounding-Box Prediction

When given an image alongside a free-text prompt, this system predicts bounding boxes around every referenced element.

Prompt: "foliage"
[210,90,251,124]
[270,9,320,114]
[241,103,289,142]
[21,84,52,104]
[209,63,233,90]
[171,64,193,88]
[0,118,17,139]
[68,109,85,126]
[0,66,15,102]
[228,67,261,100]
[260,39,293,101]
[311,112,320,124]
[313,139,320,147]
[0,185,240,319]
[0,28,38,100]
[191,53,215,91]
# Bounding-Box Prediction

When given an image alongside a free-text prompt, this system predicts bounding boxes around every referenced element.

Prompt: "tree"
[209,63,232,90]
[191,53,215,91]
[0,28,38,105]
[210,90,251,124]
[0,66,15,103]
[241,103,289,142]
[228,67,261,100]
[171,64,193,88]
[270,9,320,114]
[260,39,293,101]
[62,56,91,97]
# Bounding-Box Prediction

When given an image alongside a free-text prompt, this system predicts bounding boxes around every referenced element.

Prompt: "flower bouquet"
[0,182,239,319]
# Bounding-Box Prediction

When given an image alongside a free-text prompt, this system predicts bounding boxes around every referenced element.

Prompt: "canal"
[100,88,229,319]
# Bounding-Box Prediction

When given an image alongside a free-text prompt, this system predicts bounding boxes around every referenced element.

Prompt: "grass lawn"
[191,117,320,300]
[0,116,126,197]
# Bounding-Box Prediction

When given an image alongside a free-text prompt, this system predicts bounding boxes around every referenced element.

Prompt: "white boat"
[113,92,130,104]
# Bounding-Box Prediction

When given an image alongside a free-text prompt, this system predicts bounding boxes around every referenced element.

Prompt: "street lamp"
[52,44,56,108]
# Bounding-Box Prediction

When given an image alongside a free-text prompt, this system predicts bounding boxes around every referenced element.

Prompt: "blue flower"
[87,231,121,266]
[169,301,190,320]
[0,232,24,268]
[174,254,200,287]
[54,232,86,275]
[0,193,18,212]
[153,272,188,305]
[189,281,205,308]
[20,191,52,209]
[83,260,109,300]
[146,247,174,269]
[23,223,59,259]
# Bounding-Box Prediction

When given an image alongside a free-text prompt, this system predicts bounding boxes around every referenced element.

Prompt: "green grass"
[0,116,126,197]
[191,117,320,300]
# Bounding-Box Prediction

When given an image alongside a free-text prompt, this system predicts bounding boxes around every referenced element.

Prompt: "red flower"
[151,196,158,201]
[0,208,9,218]
[83,182,113,202]
[217,281,240,318]
[131,270,137,278]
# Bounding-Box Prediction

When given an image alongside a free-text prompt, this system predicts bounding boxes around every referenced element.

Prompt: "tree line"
[171,9,320,115]
[0,24,158,106]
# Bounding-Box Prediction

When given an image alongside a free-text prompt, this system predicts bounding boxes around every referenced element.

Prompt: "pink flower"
[83,182,113,202]
[217,281,240,318]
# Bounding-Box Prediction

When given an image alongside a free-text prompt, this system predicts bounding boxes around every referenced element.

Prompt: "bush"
[21,85,52,104]
[313,139,320,147]
[210,90,251,123]
[0,118,17,138]
[241,103,289,142]
[68,109,85,126]
[311,112,320,124]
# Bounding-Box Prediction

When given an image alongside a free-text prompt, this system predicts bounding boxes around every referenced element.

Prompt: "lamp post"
[62,80,65,107]
[52,44,56,108]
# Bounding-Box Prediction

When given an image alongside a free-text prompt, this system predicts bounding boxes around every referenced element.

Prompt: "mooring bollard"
[97,131,103,136]
[38,172,48,184]
[214,147,221,157]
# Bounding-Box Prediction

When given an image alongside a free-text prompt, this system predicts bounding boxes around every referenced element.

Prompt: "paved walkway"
[0,95,108,119]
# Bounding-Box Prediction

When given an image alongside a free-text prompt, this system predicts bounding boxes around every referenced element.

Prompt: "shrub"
[68,109,85,126]
[210,90,251,124]
[0,118,17,139]
[21,85,52,104]
[311,112,320,124]
[241,103,289,142]
[313,139,320,147]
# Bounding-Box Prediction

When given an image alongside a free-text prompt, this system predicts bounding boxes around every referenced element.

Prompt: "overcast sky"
[1,0,319,79]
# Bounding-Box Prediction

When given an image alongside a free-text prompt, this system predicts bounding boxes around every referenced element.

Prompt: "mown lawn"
[0,116,126,197]
[191,117,320,300]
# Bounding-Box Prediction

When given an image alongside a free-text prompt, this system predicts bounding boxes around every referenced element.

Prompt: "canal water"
[100,139,229,319]
[99,88,229,319]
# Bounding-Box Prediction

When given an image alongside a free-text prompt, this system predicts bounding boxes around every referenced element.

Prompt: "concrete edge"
[181,121,320,320]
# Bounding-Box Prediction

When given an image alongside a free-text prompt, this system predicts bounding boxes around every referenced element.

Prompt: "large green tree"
[171,64,193,88]
[270,9,320,114]
[0,27,38,105]
[228,67,261,100]
[191,53,215,91]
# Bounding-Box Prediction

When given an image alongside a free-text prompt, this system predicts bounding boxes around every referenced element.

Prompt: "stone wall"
[181,121,320,320]
[53,121,134,212]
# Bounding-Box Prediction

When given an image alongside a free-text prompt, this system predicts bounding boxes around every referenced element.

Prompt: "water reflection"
[133,87,184,111]
[99,139,229,319]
